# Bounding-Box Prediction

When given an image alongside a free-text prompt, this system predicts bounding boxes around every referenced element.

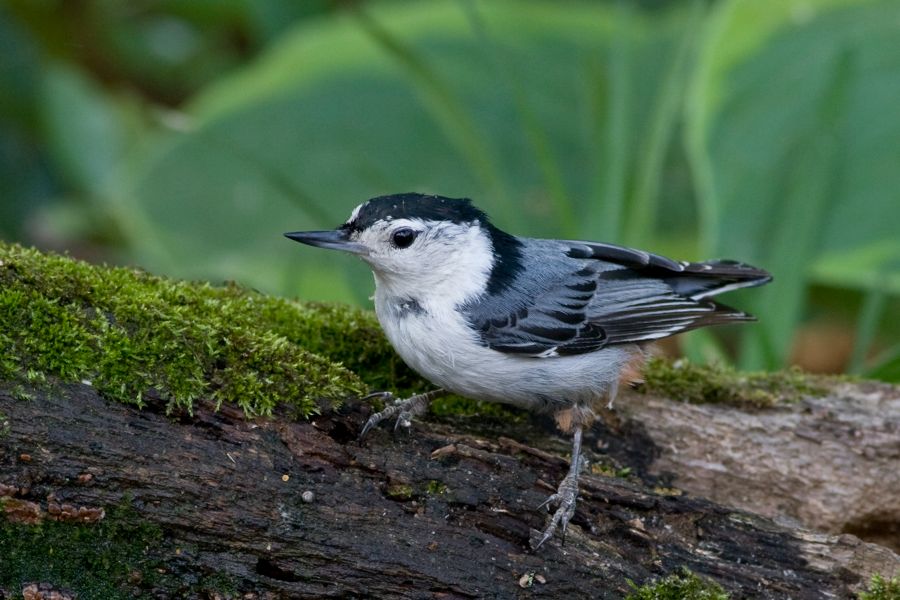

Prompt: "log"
[1,381,898,599]
[600,378,900,552]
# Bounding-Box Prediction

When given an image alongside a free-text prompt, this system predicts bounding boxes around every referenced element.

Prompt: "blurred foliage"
[1,0,899,380]
[687,0,900,370]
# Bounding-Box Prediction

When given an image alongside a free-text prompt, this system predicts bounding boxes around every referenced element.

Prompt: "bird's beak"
[284,229,368,255]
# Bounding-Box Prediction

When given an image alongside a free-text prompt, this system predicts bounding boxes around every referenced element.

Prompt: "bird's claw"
[358,392,400,440]
[358,390,444,442]
[537,490,562,512]
[532,451,585,550]
[358,414,379,441]
[361,390,395,403]
[532,474,579,550]
[393,410,413,432]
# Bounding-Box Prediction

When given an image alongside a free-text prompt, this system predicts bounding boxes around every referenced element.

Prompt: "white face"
[345,211,495,303]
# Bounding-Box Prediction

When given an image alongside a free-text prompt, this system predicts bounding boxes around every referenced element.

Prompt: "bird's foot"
[358,389,445,441]
[531,469,581,549]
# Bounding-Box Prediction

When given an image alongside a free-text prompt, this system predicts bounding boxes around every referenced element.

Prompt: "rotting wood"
[598,380,900,552]
[1,382,898,599]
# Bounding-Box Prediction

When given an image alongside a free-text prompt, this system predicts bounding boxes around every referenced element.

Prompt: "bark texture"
[1,381,898,599]
[605,381,900,552]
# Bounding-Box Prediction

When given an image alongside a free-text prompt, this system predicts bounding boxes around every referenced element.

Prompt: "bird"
[285,192,771,549]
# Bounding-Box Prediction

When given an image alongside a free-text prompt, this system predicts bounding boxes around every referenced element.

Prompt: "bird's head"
[285,193,522,298]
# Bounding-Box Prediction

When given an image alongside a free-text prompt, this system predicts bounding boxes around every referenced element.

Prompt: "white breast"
[374,286,488,393]
[373,286,632,411]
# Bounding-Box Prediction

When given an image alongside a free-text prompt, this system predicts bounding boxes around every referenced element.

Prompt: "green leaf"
[848,287,887,374]
[39,64,128,198]
[120,1,694,301]
[810,240,900,294]
[865,345,900,383]
[0,8,56,241]
[686,0,900,368]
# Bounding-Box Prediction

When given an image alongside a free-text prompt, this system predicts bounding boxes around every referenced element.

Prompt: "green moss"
[641,357,825,409]
[0,501,237,598]
[9,383,35,401]
[859,574,900,600]
[591,461,634,480]
[429,394,526,420]
[0,242,424,418]
[626,568,729,600]
[386,484,414,500]
[425,480,449,495]
[254,300,422,396]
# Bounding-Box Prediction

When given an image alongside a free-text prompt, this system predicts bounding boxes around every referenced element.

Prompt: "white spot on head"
[347,202,366,226]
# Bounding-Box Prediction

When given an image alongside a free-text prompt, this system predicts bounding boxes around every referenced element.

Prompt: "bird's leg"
[358,388,446,440]
[606,378,620,410]
[532,424,584,550]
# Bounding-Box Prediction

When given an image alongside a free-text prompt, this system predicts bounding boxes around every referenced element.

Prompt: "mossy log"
[2,381,899,599]
[2,243,899,598]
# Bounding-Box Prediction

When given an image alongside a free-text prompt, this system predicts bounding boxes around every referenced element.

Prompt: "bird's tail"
[664,259,772,302]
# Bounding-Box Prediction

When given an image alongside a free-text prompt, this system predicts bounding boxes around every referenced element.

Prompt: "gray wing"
[467,240,771,358]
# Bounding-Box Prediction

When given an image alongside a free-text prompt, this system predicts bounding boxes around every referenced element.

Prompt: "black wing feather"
[469,240,770,357]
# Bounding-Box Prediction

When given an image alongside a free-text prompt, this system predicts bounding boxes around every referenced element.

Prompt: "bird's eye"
[391,227,417,249]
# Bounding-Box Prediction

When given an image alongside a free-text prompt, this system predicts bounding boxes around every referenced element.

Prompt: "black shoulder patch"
[485,225,523,295]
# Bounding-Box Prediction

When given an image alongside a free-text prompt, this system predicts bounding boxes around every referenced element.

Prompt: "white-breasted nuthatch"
[285,193,771,548]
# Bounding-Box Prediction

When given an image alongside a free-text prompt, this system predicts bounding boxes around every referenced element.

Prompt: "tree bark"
[1,381,898,599]
[602,380,900,552]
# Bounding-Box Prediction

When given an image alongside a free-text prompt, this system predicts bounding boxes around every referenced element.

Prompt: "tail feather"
[665,260,772,301]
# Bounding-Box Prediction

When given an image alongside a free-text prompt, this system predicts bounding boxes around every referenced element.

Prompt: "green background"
[2,0,899,378]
